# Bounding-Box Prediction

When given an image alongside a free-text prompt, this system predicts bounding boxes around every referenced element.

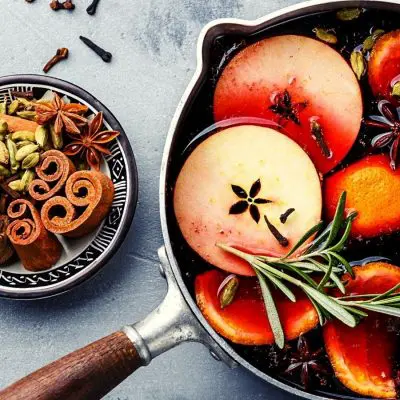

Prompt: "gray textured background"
[0,1,302,399]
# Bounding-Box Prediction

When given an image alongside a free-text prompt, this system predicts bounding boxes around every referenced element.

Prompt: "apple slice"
[174,125,322,276]
[0,114,38,132]
[324,154,400,238]
[195,269,318,345]
[323,262,400,399]
[214,35,363,174]
[369,30,400,104]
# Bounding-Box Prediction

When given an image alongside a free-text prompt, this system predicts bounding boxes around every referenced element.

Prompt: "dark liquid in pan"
[166,7,400,399]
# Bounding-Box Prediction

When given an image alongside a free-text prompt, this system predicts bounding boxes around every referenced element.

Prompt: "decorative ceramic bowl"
[0,75,138,299]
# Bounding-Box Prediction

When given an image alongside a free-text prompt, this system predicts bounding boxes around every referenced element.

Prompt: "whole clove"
[43,48,69,73]
[50,0,75,11]
[280,208,295,224]
[87,0,101,15]
[264,214,289,247]
[79,36,112,63]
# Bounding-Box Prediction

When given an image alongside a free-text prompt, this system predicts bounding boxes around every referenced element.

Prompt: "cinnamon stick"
[7,199,62,271]
[0,215,14,265]
[0,114,38,132]
[28,150,75,201]
[41,170,114,238]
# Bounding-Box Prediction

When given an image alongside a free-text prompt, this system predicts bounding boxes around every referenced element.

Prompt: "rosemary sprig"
[217,191,400,348]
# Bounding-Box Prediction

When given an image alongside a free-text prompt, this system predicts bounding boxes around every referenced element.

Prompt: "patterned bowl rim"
[0,74,138,300]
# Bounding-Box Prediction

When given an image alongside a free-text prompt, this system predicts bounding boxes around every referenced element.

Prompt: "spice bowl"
[0,74,138,299]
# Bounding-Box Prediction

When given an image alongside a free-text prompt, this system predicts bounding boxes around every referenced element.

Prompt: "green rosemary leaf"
[306,293,326,326]
[308,259,346,294]
[291,261,342,274]
[277,262,319,288]
[260,269,296,302]
[283,220,324,258]
[255,270,285,348]
[330,252,354,278]
[304,223,332,254]
[318,253,333,290]
[370,295,400,306]
[302,285,357,327]
[367,283,400,302]
[329,211,358,253]
[341,305,368,318]
[356,303,400,318]
[321,191,346,250]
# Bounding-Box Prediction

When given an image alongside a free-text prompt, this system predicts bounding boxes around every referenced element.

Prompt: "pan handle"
[0,247,235,400]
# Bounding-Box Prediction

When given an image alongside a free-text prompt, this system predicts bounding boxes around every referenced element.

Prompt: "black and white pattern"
[0,82,134,291]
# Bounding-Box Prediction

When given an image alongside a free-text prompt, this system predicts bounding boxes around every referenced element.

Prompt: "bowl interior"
[0,77,137,298]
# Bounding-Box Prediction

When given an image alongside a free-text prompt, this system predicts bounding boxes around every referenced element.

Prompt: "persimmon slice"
[174,125,322,276]
[323,262,400,399]
[369,30,400,104]
[324,154,400,238]
[214,35,363,174]
[195,269,318,345]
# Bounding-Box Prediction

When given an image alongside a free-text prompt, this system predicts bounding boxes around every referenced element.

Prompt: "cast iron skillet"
[1,0,398,399]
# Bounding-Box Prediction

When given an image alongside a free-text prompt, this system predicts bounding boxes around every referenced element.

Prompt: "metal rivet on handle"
[159,263,166,278]
[210,350,221,362]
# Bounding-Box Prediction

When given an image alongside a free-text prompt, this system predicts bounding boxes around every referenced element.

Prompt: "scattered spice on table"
[87,0,101,15]
[43,48,69,73]
[79,36,112,63]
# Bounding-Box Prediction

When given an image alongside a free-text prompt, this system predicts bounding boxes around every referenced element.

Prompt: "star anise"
[35,92,88,135]
[284,335,330,392]
[364,100,400,170]
[269,90,307,126]
[63,112,119,170]
[229,179,271,223]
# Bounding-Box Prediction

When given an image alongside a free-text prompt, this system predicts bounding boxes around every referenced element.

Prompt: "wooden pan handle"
[0,331,143,400]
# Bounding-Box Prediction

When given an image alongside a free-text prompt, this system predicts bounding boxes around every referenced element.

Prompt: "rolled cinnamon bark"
[28,150,76,201]
[0,114,38,132]
[7,199,62,271]
[0,216,14,265]
[41,170,114,238]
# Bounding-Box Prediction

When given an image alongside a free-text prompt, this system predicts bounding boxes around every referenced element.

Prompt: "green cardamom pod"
[392,82,400,98]
[16,98,32,108]
[16,140,34,150]
[21,169,35,191]
[50,124,63,149]
[313,28,338,44]
[350,50,365,80]
[10,131,35,141]
[8,179,23,192]
[15,144,39,162]
[219,276,240,309]
[22,152,40,169]
[0,100,6,115]
[0,141,9,165]
[7,100,20,115]
[336,8,362,21]
[6,138,19,172]
[35,125,48,148]
[0,165,10,177]
[363,29,385,52]
[0,120,8,136]
[372,29,385,41]
[16,111,36,121]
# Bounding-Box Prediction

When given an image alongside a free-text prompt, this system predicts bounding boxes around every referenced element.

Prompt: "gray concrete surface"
[0,1,302,399]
